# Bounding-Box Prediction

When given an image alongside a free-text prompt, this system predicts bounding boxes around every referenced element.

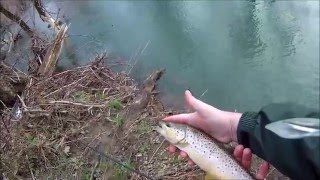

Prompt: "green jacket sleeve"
[237,103,320,180]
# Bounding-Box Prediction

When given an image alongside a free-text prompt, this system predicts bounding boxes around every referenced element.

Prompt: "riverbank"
[0,55,288,180]
[1,1,203,178]
[0,1,288,179]
[0,53,204,179]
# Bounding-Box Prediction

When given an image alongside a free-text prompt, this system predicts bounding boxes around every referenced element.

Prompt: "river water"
[42,0,319,112]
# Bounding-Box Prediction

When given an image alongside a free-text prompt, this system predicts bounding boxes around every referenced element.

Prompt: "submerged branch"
[33,0,62,33]
[0,4,34,37]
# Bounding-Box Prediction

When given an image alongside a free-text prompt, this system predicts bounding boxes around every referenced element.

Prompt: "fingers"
[162,113,194,124]
[234,145,270,179]
[188,160,195,166]
[241,148,252,170]
[179,151,188,159]
[256,161,270,180]
[167,145,195,166]
[167,145,188,159]
[234,145,251,170]
[168,145,177,153]
[233,145,244,162]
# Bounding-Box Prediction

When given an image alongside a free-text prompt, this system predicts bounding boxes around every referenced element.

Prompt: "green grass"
[114,116,125,127]
[108,99,122,110]
[81,167,91,180]
[95,92,107,100]
[113,160,133,180]
[137,120,152,135]
[138,143,149,153]
[171,155,180,164]
[26,135,39,146]
[72,91,91,102]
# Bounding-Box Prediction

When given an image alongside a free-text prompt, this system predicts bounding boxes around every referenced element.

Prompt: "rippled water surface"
[44,0,319,111]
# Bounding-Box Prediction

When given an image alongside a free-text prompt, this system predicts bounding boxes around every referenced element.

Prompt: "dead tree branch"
[33,0,62,33]
[0,4,34,37]
[38,24,68,76]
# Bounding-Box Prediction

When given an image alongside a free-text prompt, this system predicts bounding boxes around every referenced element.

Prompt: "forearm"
[236,103,320,179]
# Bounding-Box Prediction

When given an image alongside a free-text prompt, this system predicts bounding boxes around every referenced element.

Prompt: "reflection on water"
[40,0,318,111]
[229,1,266,61]
[271,5,303,57]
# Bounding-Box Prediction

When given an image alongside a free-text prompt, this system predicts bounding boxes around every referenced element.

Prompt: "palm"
[163,90,239,143]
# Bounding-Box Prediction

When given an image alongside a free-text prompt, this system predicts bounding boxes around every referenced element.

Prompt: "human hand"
[168,144,270,180]
[163,90,241,143]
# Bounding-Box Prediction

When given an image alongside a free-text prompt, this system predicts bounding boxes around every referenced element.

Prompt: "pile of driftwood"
[1,0,78,178]
[1,54,142,178]
[0,0,68,105]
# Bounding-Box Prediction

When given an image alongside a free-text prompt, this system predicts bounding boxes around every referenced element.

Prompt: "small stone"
[64,146,70,155]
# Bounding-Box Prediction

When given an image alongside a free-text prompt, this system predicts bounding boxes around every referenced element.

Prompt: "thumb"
[185,90,198,111]
[185,90,211,113]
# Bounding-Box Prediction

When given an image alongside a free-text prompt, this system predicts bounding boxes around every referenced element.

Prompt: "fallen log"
[37,24,68,77]
[33,0,63,33]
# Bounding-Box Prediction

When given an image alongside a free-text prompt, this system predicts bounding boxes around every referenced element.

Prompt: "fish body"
[156,122,253,180]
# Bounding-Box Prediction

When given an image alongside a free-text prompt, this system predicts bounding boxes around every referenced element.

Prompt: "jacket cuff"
[237,112,259,147]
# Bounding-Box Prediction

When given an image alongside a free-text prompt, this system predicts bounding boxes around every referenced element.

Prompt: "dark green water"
[46,1,319,111]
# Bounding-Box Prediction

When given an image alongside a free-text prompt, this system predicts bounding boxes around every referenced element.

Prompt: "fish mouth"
[155,122,171,134]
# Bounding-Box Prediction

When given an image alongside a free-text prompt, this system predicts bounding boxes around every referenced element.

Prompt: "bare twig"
[43,75,87,98]
[200,89,208,99]
[125,44,141,73]
[0,100,8,109]
[17,94,27,108]
[47,100,107,108]
[128,40,150,74]
[149,139,165,162]
[26,155,36,180]
[33,0,62,32]
[90,158,100,180]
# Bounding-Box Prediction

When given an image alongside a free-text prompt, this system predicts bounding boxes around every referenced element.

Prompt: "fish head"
[156,122,187,144]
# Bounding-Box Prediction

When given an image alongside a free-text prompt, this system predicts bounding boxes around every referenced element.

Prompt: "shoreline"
[0,1,287,179]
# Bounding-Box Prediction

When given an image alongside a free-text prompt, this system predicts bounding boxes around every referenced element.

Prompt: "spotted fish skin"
[156,122,253,180]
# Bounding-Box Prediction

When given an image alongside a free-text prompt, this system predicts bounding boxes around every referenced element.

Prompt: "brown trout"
[156,122,253,180]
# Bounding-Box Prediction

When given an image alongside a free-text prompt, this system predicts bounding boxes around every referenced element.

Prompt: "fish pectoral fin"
[173,137,188,145]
